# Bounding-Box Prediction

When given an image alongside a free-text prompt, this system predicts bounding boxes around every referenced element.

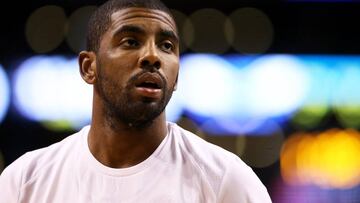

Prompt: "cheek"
[163,61,179,85]
[97,65,127,91]
[101,60,136,82]
[106,51,139,70]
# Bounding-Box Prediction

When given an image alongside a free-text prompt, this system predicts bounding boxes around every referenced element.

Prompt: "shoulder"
[217,156,273,202]
[167,122,247,170]
[0,126,88,190]
[20,128,84,176]
[167,122,272,203]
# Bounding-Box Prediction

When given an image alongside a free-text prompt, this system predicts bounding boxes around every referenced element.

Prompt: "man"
[0,0,272,202]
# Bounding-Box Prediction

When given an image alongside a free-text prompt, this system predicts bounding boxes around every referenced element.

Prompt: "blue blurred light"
[13,55,92,129]
[198,117,281,135]
[0,65,10,123]
[332,64,360,106]
[272,178,360,203]
[296,56,336,106]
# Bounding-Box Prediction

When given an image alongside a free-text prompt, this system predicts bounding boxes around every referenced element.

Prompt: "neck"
[88,109,167,168]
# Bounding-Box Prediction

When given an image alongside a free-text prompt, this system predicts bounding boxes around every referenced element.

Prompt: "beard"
[95,67,175,130]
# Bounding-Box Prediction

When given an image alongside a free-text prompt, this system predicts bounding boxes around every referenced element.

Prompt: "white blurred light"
[0,65,10,123]
[13,56,92,129]
[178,54,311,129]
[245,55,310,117]
[179,54,237,117]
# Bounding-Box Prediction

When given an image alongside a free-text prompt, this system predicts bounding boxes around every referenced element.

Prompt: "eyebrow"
[113,25,146,36]
[113,24,179,43]
[159,29,179,44]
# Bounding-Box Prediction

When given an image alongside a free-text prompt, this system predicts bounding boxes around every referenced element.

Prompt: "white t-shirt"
[0,122,272,203]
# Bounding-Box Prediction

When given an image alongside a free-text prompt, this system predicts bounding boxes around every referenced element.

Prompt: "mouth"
[134,72,163,89]
[136,81,161,89]
[133,72,164,99]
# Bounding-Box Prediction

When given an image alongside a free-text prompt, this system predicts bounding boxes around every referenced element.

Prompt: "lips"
[133,72,164,99]
[135,73,163,89]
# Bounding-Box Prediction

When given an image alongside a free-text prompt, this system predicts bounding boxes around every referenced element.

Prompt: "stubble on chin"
[98,80,174,131]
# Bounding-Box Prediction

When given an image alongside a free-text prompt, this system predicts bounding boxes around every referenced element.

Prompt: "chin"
[115,101,165,129]
[126,118,154,129]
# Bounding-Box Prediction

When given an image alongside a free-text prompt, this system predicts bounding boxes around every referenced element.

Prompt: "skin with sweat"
[78,7,179,168]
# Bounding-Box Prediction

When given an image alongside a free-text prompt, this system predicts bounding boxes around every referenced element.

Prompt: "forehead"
[109,7,177,34]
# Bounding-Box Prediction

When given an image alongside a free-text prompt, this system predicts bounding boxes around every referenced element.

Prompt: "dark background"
[1,0,360,200]
[1,0,360,59]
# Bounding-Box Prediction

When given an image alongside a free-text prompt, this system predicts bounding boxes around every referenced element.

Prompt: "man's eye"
[122,39,139,47]
[160,41,174,52]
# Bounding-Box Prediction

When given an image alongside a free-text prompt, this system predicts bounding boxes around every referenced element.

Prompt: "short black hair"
[86,0,173,52]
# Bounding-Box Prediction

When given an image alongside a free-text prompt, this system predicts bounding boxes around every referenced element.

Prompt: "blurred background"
[1,0,360,202]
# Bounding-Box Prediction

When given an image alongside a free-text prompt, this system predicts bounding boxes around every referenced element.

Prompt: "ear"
[79,51,97,84]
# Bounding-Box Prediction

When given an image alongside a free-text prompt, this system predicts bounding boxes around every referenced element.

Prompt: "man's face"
[95,7,179,128]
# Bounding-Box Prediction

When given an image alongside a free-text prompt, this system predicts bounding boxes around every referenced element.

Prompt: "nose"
[139,41,161,71]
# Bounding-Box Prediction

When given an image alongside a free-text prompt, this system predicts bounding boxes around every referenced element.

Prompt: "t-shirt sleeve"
[0,155,26,203]
[217,156,272,203]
